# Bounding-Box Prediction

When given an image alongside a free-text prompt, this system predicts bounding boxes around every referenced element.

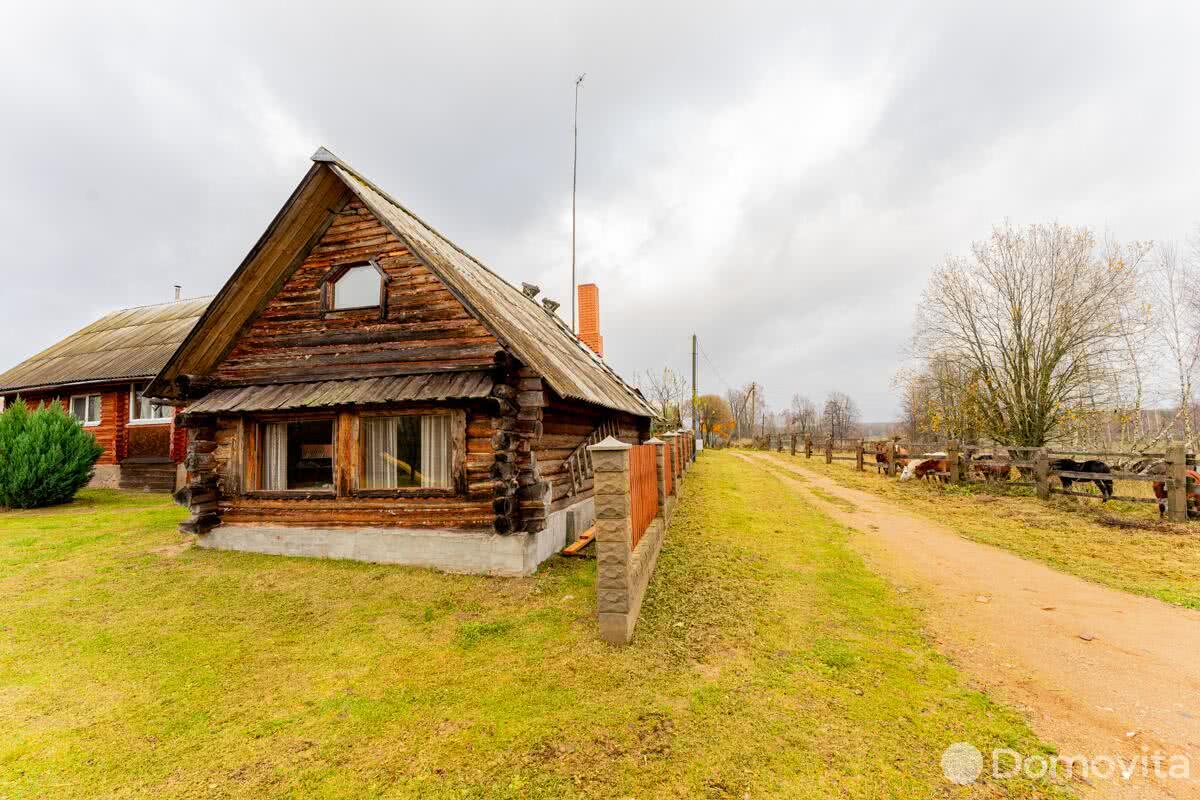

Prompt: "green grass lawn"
[767,451,1200,610]
[0,456,1067,798]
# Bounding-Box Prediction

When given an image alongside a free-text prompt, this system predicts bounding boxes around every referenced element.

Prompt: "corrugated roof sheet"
[0,297,211,393]
[315,152,656,419]
[182,371,494,416]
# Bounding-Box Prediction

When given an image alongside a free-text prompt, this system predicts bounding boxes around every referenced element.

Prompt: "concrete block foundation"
[87,464,120,489]
[195,496,595,577]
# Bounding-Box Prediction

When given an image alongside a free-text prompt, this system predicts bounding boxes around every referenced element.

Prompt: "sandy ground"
[738,452,1200,799]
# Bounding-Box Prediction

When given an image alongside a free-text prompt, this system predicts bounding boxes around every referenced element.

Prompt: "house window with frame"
[360,414,452,490]
[260,419,335,491]
[331,264,382,310]
[69,394,101,426]
[129,385,172,423]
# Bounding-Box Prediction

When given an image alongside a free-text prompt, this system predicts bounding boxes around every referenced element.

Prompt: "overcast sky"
[1,2,1197,420]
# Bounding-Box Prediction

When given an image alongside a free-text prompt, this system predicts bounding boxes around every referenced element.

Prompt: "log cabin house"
[147,148,656,576]
[0,297,209,491]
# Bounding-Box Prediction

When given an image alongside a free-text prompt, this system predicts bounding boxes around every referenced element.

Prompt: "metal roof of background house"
[0,297,211,393]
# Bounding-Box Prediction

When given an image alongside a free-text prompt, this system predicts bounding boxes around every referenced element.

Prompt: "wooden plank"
[1050,470,1161,482]
[334,410,356,496]
[1049,488,1158,504]
[561,526,596,557]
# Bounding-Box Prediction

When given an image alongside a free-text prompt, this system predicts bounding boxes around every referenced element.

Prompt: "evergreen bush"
[0,399,104,508]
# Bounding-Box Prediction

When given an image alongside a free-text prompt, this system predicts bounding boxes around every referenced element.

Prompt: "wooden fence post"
[1168,441,1187,523]
[887,438,897,477]
[805,437,812,459]
[856,439,864,471]
[1035,448,1050,500]
[790,433,796,456]
[825,435,833,464]
[947,439,960,484]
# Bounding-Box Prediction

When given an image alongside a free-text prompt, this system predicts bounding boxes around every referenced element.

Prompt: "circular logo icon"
[942,742,984,785]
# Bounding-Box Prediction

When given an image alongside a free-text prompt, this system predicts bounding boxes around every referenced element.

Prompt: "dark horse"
[1050,458,1114,501]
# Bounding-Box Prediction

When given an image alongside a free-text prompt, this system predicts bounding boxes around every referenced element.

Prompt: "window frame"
[244,412,339,499]
[128,383,173,425]
[319,258,390,318]
[69,393,102,427]
[352,408,465,498]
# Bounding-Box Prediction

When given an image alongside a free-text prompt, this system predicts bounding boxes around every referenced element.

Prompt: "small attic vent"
[521,282,541,299]
[542,298,560,314]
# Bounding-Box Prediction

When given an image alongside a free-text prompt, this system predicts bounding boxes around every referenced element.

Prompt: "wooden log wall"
[201,399,503,531]
[212,197,501,386]
[513,363,549,532]
[485,353,521,534]
[178,418,220,534]
[537,394,645,513]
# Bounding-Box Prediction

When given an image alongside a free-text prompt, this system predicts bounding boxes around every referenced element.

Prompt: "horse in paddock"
[900,455,948,482]
[1050,458,1114,502]
[874,442,910,474]
[873,442,889,474]
[969,452,1012,482]
[1142,461,1200,518]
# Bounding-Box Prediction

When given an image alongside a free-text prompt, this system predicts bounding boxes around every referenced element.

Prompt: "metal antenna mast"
[571,73,586,333]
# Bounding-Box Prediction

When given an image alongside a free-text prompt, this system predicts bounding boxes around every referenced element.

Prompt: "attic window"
[323,260,388,314]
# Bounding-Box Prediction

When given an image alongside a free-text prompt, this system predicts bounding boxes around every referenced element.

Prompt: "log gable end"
[212,198,502,386]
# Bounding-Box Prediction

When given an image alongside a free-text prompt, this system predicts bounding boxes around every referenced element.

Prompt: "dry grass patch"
[0,471,1069,799]
[769,452,1200,609]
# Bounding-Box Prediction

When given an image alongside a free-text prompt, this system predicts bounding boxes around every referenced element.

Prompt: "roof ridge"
[315,150,653,414]
[313,148,524,295]
[94,295,215,316]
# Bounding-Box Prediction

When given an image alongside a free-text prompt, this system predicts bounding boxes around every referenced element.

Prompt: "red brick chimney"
[577,283,603,357]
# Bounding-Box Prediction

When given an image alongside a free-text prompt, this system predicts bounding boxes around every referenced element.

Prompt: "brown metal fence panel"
[663,441,673,497]
[629,444,659,549]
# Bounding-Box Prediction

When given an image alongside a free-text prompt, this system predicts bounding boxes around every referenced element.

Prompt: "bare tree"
[726,382,764,441]
[791,394,817,439]
[638,368,686,430]
[916,223,1144,446]
[822,391,859,441]
[1147,242,1200,442]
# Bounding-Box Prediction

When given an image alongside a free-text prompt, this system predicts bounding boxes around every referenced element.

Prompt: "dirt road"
[741,452,1200,799]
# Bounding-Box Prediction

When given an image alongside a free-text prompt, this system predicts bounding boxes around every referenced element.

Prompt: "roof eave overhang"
[0,375,159,396]
[146,162,345,400]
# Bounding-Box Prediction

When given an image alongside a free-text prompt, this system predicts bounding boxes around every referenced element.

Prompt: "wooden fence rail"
[781,435,1196,522]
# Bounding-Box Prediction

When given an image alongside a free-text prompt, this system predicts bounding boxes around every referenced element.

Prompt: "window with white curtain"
[69,394,101,426]
[360,414,452,490]
[260,420,335,491]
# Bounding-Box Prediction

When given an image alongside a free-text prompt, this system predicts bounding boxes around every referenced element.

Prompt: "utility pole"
[691,334,698,441]
[571,73,586,333]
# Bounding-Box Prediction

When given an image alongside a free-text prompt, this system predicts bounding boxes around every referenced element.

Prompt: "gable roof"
[0,297,211,394]
[150,148,655,418]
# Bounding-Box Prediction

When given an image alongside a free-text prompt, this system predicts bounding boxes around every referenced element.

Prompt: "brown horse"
[1148,462,1200,518]
[970,452,1012,482]
[900,456,948,482]
[874,442,910,474]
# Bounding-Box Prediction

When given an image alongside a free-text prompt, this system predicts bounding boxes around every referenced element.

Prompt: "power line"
[697,340,733,395]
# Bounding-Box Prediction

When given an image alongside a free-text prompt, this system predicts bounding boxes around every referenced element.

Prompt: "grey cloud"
[1,1,1197,420]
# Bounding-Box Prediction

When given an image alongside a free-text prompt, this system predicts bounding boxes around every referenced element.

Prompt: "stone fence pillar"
[648,437,667,508]
[589,435,670,645]
[663,431,681,484]
[677,429,690,474]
